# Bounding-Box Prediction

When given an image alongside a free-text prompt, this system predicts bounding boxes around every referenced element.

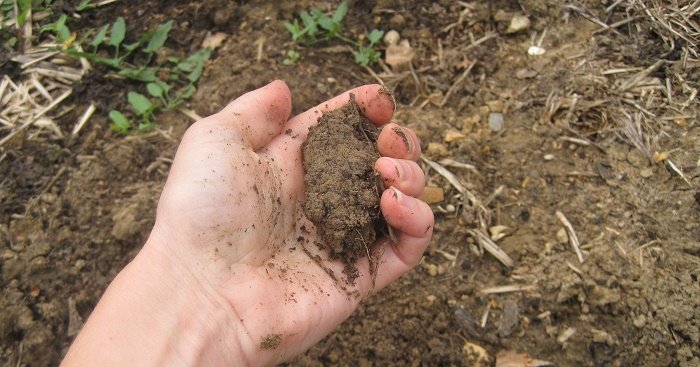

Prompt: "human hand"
[62,81,433,366]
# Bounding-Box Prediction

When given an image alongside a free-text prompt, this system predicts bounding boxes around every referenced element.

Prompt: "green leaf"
[176,60,194,72]
[127,92,153,115]
[90,24,109,48]
[179,85,196,99]
[143,20,172,54]
[122,41,141,52]
[300,11,317,37]
[57,24,71,42]
[333,2,348,23]
[146,83,163,98]
[109,17,126,47]
[137,122,155,132]
[188,63,204,83]
[118,67,157,82]
[109,110,132,133]
[283,21,296,35]
[154,79,172,93]
[76,0,93,11]
[17,0,31,26]
[368,29,384,46]
[318,15,335,32]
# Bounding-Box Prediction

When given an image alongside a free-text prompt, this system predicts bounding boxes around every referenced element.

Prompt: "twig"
[555,211,584,263]
[72,103,96,136]
[177,107,202,122]
[479,284,536,294]
[364,66,385,86]
[438,158,479,175]
[421,155,467,193]
[469,229,514,267]
[480,303,491,328]
[439,61,475,107]
[15,341,23,367]
[0,89,72,147]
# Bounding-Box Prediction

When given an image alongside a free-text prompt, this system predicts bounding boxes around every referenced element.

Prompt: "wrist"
[63,235,246,366]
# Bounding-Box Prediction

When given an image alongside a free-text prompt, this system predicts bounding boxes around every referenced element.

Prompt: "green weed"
[41,15,210,134]
[283,2,383,66]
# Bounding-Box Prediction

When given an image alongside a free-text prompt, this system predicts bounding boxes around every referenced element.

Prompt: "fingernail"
[379,86,396,112]
[391,186,409,206]
[387,157,402,178]
[392,127,414,153]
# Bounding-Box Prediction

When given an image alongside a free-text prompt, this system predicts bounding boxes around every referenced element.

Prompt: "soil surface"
[1,0,699,366]
[302,95,382,282]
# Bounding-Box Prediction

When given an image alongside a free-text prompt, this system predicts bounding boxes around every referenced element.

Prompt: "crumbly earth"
[1,0,698,366]
[302,96,382,280]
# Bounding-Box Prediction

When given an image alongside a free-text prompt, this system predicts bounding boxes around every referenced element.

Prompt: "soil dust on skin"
[1,0,699,366]
[302,95,384,283]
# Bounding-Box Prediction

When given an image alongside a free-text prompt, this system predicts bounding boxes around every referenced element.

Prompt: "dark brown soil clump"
[302,95,383,282]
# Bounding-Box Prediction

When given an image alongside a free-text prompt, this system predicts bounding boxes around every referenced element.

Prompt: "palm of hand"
[148,81,432,364]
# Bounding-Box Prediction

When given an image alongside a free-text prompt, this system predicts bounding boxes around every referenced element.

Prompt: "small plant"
[283,2,384,67]
[41,15,211,134]
[283,49,300,65]
[353,29,384,66]
[109,91,156,133]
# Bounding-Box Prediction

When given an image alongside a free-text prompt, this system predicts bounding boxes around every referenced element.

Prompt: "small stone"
[444,129,466,143]
[516,68,538,79]
[426,295,437,304]
[486,100,504,112]
[640,168,653,178]
[488,113,504,131]
[592,329,614,345]
[427,142,449,158]
[385,40,415,70]
[652,151,669,163]
[506,15,531,33]
[427,264,438,276]
[544,154,555,161]
[633,314,647,328]
[213,9,232,27]
[389,14,406,28]
[383,30,400,46]
[421,186,445,204]
[74,259,86,271]
[462,114,481,132]
[479,106,490,118]
[489,225,510,241]
[498,299,520,337]
[556,228,568,244]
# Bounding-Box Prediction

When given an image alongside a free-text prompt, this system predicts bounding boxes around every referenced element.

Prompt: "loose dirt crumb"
[260,334,282,350]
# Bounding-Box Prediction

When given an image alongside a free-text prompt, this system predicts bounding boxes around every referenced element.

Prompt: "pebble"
[640,167,653,178]
[389,14,406,28]
[556,228,568,244]
[427,264,438,276]
[488,113,504,131]
[506,15,531,33]
[516,68,538,79]
[486,100,504,112]
[544,154,555,161]
[427,142,449,157]
[444,129,466,143]
[383,30,400,46]
[633,314,647,328]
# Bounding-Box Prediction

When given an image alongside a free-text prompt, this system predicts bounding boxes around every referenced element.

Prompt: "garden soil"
[302,95,383,283]
[1,0,698,366]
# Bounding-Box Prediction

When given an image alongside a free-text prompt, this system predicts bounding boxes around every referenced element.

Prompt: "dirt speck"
[260,333,282,350]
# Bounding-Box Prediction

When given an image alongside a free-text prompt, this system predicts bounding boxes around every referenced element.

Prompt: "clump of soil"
[302,95,384,281]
